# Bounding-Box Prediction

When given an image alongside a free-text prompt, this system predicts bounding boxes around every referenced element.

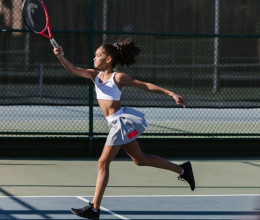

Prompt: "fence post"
[102,0,108,43]
[25,33,30,67]
[39,64,44,97]
[213,0,220,93]
[88,0,94,157]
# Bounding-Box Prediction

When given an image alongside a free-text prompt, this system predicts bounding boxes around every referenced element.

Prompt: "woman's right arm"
[53,46,97,80]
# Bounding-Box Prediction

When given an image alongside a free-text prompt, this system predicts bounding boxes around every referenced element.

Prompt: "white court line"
[102,194,260,197]
[0,194,259,198]
[76,196,130,220]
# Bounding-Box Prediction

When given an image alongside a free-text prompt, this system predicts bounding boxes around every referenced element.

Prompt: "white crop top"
[94,72,122,101]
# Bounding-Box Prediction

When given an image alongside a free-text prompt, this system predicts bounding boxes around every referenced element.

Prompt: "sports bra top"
[94,72,122,101]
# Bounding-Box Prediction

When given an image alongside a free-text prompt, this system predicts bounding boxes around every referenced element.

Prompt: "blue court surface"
[0,195,259,220]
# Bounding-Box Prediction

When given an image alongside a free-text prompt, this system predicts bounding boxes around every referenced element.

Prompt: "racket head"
[22,0,50,37]
[22,0,59,48]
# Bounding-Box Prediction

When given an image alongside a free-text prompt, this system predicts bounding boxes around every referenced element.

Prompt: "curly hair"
[102,38,141,68]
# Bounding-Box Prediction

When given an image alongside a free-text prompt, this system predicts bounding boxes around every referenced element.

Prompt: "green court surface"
[0,158,259,219]
[0,159,259,196]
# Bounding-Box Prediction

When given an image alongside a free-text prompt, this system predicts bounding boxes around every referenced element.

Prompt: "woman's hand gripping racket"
[22,0,59,48]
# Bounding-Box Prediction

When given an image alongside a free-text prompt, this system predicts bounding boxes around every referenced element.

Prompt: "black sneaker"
[178,161,195,191]
[71,202,100,220]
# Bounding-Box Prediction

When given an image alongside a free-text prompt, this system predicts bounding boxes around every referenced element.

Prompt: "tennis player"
[52,38,195,220]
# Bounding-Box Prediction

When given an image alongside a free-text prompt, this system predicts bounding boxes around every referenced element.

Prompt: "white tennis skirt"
[105,107,147,146]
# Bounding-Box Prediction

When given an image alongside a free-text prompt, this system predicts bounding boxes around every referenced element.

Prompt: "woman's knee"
[98,157,111,170]
[134,155,148,166]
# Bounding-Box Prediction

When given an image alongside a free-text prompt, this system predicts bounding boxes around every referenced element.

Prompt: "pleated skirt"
[105,107,147,146]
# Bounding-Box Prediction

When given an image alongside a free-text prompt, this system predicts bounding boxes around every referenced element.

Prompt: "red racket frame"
[23,0,59,48]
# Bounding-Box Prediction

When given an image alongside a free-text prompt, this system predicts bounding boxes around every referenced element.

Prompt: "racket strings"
[22,0,47,33]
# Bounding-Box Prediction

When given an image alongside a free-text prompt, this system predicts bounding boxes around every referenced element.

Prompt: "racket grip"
[50,38,59,48]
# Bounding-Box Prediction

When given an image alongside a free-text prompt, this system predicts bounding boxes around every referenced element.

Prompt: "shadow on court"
[0,188,52,219]
[0,194,259,219]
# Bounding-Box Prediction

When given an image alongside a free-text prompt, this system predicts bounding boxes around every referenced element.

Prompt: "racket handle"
[50,38,59,48]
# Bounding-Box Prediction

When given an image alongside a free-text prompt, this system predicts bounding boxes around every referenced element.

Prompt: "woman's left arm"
[119,73,186,107]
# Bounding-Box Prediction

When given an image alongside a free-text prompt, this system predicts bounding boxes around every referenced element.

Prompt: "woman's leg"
[122,140,183,174]
[92,145,121,210]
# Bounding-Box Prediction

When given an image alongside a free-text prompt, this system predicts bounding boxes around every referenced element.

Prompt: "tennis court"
[1,0,260,219]
[0,159,259,219]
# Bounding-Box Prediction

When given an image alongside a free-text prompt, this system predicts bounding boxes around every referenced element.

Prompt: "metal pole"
[102,0,108,43]
[88,0,94,157]
[25,33,30,68]
[39,64,44,97]
[213,0,220,93]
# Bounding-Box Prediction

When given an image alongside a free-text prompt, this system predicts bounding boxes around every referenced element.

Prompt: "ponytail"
[102,38,141,68]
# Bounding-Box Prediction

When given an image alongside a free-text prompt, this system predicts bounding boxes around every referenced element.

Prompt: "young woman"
[53,38,195,220]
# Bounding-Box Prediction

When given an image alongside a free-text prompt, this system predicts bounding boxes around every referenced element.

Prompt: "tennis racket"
[22,0,59,48]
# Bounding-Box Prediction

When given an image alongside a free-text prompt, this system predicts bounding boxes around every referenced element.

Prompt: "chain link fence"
[0,0,259,138]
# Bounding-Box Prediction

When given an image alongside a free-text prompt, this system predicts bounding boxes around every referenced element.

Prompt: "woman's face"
[93,46,111,69]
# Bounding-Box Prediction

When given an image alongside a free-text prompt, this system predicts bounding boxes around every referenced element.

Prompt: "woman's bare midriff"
[97,99,121,117]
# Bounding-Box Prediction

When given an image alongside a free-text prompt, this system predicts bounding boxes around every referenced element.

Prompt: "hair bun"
[102,38,141,68]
